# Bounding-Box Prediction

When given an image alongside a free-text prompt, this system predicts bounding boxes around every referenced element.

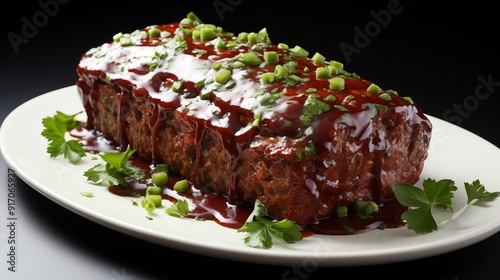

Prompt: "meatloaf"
[76,12,432,226]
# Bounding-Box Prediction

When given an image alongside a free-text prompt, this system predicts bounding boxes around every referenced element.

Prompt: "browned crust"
[79,81,431,226]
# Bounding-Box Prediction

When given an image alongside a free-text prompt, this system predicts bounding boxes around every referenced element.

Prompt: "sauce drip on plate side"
[71,127,408,236]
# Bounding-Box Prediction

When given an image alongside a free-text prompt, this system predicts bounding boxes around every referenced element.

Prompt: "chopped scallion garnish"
[311,52,326,63]
[264,51,279,64]
[260,72,275,84]
[173,179,189,192]
[215,68,232,84]
[329,77,345,90]
[367,83,383,94]
[152,171,168,186]
[237,52,262,66]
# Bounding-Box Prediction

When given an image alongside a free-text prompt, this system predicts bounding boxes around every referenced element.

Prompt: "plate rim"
[2,85,500,267]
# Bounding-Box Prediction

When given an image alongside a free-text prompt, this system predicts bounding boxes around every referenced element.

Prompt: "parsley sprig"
[165,199,189,217]
[41,111,86,164]
[84,145,144,186]
[237,199,303,249]
[465,179,500,203]
[392,178,500,234]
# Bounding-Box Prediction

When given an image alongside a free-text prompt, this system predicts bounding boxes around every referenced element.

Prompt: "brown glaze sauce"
[74,19,426,237]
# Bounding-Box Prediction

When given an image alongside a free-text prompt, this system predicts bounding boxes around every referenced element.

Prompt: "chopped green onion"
[328,65,340,75]
[325,95,336,101]
[200,27,215,40]
[195,79,206,88]
[379,92,392,101]
[247,32,258,44]
[367,83,383,94]
[311,52,326,64]
[316,67,330,78]
[215,68,232,84]
[171,79,183,93]
[200,89,211,100]
[186,11,202,24]
[146,186,162,196]
[404,96,414,104]
[226,41,237,49]
[255,91,282,106]
[374,104,388,111]
[290,45,309,58]
[185,11,202,25]
[386,89,399,95]
[260,72,275,84]
[237,32,249,42]
[336,205,348,217]
[141,198,156,212]
[329,60,344,71]
[353,200,379,215]
[180,18,193,26]
[192,29,201,39]
[119,36,133,47]
[304,141,316,156]
[160,31,172,38]
[156,163,170,174]
[353,200,369,214]
[334,104,349,112]
[284,75,309,87]
[214,37,227,49]
[300,94,331,125]
[147,194,162,207]
[252,112,261,127]
[274,65,288,80]
[80,192,93,198]
[148,27,161,37]
[368,201,379,212]
[350,154,357,164]
[277,43,289,50]
[258,28,268,38]
[212,61,222,70]
[113,32,123,42]
[329,77,345,90]
[264,51,279,64]
[173,179,189,192]
[151,172,168,186]
[237,52,262,66]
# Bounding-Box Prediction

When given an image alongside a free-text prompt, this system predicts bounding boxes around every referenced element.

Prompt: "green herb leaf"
[166,199,189,217]
[392,178,500,234]
[392,179,457,234]
[465,179,500,204]
[239,220,273,248]
[391,183,430,208]
[237,199,303,249]
[299,94,331,126]
[83,145,143,186]
[422,178,457,210]
[80,191,94,198]
[41,111,86,164]
[252,89,283,107]
[400,206,436,234]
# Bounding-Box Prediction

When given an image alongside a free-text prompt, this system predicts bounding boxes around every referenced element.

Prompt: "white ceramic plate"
[2,85,500,267]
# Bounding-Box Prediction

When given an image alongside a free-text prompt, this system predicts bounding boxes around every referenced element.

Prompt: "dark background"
[1,1,499,279]
[2,0,499,146]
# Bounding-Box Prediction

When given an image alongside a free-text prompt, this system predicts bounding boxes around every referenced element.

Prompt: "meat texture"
[76,12,432,226]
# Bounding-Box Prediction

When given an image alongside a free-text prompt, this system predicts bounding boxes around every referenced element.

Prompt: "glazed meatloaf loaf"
[76,12,432,226]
